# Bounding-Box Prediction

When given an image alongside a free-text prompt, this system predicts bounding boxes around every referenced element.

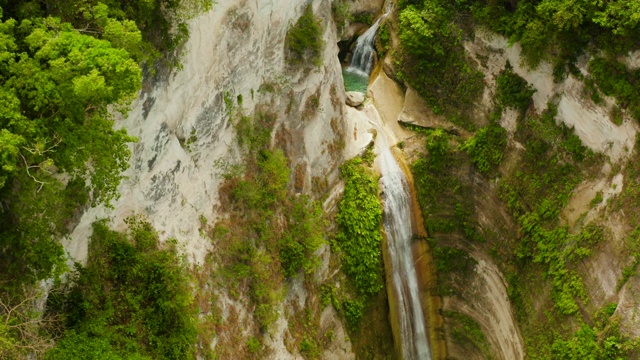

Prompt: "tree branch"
[19,153,47,193]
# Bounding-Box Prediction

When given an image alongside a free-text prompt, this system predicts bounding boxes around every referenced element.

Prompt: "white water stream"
[345,3,431,357]
[346,3,392,78]
[365,107,432,360]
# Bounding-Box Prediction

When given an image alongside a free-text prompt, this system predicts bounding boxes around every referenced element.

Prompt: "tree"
[593,0,640,36]
[0,286,62,359]
[0,13,141,284]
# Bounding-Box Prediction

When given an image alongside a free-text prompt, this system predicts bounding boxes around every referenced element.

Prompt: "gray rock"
[345,91,365,107]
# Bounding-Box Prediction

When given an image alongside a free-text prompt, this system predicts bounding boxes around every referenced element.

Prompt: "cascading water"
[343,3,392,91]
[346,17,383,77]
[365,109,431,360]
[343,3,432,355]
[380,143,432,360]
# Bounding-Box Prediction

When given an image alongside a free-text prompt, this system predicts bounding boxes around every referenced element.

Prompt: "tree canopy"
[0,7,141,284]
[0,0,210,286]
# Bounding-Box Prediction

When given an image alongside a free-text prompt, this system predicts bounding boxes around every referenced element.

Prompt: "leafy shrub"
[279,196,325,277]
[496,62,536,113]
[286,4,324,67]
[48,218,196,360]
[498,104,604,315]
[445,311,492,358]
[299,336,319,358]
[551,322,638,360]
[589,57,640,121]
[335,157,384,295]
[396,0,484,130]
[434,247,477,275]
[342,299,364,328]
[331,0,353,34]
[376,22,391,58]
[461,0,640,70]
[460,121,507,174]
[353,13,373,25]
[246,336,262,353]
[222,110,329,331]
[434,246,477,295]
[424,129,451,172]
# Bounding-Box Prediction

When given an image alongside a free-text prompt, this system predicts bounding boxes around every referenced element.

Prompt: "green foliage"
[0,0,211,286]
[395,0,484,130]
[353,13,373,25]
[589,57,640,121]
[286,5,324,68]
[434,247,477,275]
[496,62,536,113]
[320,284,341,310]
[412,129,478,239]
[423,129,450,171]
[219,109,328,330]
[48,218,196,360]
[498,104,603,315]
[246,336,262,354]
[0,6,152,285]
[342,299,364,328]
[279,195,326,277]
[2,0,212,67]
[335,157,384,295]
[551,321,639,360]
[445,310,492,359]
[463,0,640,69]
[299,336,319,358]
[460,120,507,174]
[377,22,391,56]
[434,247,477,295]
[590,191,604,208]
[234,111,276,153]
[331,0,353,34]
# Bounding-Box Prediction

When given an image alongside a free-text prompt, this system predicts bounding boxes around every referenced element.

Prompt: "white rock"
[345,91,365,107]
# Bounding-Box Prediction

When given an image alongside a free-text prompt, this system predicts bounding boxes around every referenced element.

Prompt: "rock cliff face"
[66,0,345,265]
[64,0,356,358]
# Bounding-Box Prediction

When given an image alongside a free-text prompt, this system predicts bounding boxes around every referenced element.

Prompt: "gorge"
[2,0,640,359]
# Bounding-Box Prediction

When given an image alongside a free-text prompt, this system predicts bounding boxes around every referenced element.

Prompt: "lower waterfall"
[368,108,432,360]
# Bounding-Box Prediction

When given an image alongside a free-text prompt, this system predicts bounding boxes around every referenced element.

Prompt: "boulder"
[345,91,365,107]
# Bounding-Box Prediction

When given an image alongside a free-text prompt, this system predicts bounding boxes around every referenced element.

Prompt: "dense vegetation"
[395,0,640,127]
[0,8,140,286]
[467,0,640,68]
[495,62,536,113]
[286,4,324,68]
[0,0,211,66]
[330,152,395,356]
[47,219,197,360]
[0,0,209,287]
[0,0,208,357]
[589,57,640,121]
[395,0,485,130]
[335,156,384,297]
[404,37,640,353]
[460,118,507,174]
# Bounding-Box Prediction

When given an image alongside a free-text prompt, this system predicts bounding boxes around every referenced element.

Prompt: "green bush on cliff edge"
[286,4,324,67]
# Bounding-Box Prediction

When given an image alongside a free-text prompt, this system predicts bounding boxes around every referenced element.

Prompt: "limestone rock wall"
[63,1,352,357]
[66,0,346,265]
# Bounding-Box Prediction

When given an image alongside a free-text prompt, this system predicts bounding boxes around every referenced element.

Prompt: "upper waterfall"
[346,4,392,77]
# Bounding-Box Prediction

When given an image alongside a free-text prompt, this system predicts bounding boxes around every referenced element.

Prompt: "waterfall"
[380,146,432,360]
[346,4,392,77]
[363,103,431,359]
